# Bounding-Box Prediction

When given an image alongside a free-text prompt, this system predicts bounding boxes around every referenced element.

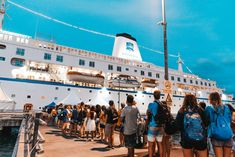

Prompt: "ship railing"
[11,112,44,157]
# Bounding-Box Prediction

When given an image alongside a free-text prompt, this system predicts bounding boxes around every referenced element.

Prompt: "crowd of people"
[45,90,235,157]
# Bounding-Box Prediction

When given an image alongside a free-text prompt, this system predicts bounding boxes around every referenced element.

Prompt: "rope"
[139,45,178,58]
[7,0,178,57]
[182,60,194,74]
[7,0,115,38]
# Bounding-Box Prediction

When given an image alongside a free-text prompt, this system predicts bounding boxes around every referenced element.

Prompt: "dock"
[37,126,182,157]
[0,112,24,130]
[0,110,45,157]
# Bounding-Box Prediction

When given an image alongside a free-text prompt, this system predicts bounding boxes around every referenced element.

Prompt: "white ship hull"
[1,78,234,114]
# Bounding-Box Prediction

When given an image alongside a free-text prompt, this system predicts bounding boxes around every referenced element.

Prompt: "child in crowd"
[100,105,106,143]
[84,110,96,141]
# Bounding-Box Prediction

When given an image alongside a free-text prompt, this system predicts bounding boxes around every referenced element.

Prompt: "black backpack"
[112,108,118,124]
[164,115,178,135]
[154,101,171,125]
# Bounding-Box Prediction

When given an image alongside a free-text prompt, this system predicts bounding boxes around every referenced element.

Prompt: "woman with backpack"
[176,94,207,157]
[205,92,233,157]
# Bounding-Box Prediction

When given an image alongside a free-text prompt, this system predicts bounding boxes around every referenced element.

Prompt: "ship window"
[44,53,51,60]
[11,94,15,98]
[190,80,193,84]
[56,55,63,62]
[171,76,174,81]
[205,82,207,86]
[134,69,137,73]
[195,81,198,85]
[148,72,152,77]
[141,71,145,76]
[177,77,181,82]
[55,87,59,90]
[0,57,5,61]
[125,68,129,71]
[79,59,85,66]
[201,81,203,85]
[0,44,6,49]
[89,61,95,67]
[209,83,211,87]
[117,66,122,72]
[54,97,58,100]
[67,88,71,91]
[156,73,160,78]
[27,95,31,99]
[11,58,25,67]
[108,64,113,70]
[184,78,187,83]
[16,48,25,56]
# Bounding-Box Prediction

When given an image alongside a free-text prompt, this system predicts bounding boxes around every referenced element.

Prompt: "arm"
[176,110,184,131]
[204,107,211,127]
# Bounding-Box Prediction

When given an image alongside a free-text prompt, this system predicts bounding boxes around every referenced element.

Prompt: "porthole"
[27,95,31,99]
[0,44,6,49]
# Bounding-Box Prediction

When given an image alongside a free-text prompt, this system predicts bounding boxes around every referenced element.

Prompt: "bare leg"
[182,148,194,157]
[223,146,232,157]
[197,149,207,157]
[213,146,223,157]
[148,141,155,157]
[128,148,134,157]
[157,141,163,157]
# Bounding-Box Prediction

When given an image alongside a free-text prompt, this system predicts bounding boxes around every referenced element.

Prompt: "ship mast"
[161,0,173,105]
[0,0,6,31]
[161,0,168,81]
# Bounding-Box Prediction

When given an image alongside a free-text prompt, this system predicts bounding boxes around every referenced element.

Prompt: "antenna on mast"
[0,0,6,30]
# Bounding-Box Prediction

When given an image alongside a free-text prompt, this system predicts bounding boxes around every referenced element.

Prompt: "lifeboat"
[108,75,141,88]
[67,71,104,85]
[141,78,158,88]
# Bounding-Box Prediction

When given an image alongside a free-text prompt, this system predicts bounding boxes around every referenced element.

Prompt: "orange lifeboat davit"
[141,78,158,88]
[108,74,141,88]
[67,71,104,85]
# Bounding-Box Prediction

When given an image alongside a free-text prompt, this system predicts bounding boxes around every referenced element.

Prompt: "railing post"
[31,112,41,157]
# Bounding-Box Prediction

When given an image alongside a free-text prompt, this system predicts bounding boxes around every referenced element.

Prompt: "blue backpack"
[210,105,233,141]
[184,108,206,142]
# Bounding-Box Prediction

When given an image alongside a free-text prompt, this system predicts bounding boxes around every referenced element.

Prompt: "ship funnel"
[112,33,142,62]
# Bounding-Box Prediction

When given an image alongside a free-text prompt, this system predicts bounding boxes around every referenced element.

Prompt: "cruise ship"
[0,0,234,114]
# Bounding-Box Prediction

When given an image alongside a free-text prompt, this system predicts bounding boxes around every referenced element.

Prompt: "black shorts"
[120,125,124,134]
[124,133,136,148]
[100,123,105,129]
[180,138,207,151]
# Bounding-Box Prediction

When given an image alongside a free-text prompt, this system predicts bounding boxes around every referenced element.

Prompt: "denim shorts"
[211,137,233,147]
[147,127,163,142]
[124,133,136,148]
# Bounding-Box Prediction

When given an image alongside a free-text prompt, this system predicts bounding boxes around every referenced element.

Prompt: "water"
[0,127,19,157]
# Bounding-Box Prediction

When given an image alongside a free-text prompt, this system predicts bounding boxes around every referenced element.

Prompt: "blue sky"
[3,0,235,96]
